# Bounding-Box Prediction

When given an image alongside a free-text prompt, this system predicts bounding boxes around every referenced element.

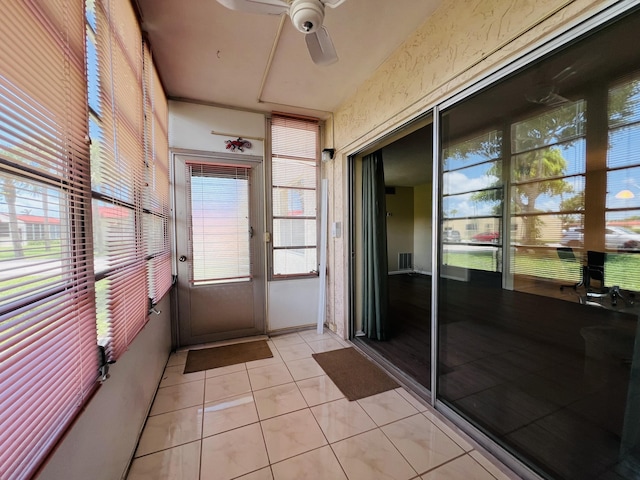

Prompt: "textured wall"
[334,0,612,150]
[325,0,614,337]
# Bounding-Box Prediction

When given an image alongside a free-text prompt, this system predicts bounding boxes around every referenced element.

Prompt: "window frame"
[267,114,321,280]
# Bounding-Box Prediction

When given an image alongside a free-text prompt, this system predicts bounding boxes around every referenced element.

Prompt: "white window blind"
[605,75,640,291]
[271,115,319,277]
[92,0,148,360]
[0,1,97,479]
[510,100,587,281]
[188,163,251,285]
[143,44,172,303]
[441,129,503,272]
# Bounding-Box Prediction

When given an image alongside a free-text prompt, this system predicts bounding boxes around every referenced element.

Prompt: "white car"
[560,226,640,251]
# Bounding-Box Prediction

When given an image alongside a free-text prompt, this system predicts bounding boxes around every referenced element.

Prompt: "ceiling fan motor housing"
[290,0,325,34]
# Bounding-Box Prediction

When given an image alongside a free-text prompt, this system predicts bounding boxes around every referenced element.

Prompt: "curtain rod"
[210,131,264,141]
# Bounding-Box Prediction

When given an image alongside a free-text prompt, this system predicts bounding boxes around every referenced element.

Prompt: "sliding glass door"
[348,7,640,480]
[437,10,640,480]
[351,122,434,391]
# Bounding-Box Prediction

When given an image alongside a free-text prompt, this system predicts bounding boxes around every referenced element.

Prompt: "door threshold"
[176,334,269,352]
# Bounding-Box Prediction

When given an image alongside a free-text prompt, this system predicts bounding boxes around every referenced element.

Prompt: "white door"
[174,153,265,346]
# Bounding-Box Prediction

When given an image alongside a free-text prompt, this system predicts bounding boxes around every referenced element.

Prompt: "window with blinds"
[441,129,503,272]
[270,115,319,277]
[88,0,170,360]
[508,100,587,283]
[143,44,172,304]
[0,2,97,479]
[605,74,640,291]
[188,163,251,285]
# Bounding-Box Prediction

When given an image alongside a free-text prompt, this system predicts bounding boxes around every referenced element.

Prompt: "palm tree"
[0,177,25,258]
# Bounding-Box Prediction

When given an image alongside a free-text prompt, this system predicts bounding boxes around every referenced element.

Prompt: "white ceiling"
[136,0,442,119]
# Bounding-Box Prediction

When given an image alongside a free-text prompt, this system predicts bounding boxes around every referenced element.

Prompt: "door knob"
[179,255,187,262]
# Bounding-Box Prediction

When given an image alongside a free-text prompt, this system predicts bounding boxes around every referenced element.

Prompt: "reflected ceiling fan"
[216,0,345,65]
[525,57,598,107]
[525,65,577,107]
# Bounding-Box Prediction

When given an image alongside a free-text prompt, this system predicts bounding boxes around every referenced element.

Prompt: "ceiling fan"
[525,57,596,108]
[525,66,577,107]
[525,82,571,108]
[216,0,346,65]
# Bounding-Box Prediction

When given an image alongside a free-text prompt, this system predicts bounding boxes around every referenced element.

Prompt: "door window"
[188,163,251,285]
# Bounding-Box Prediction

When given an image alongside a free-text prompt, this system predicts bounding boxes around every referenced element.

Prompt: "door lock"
[249,226,254,238]
[179,255,187,262]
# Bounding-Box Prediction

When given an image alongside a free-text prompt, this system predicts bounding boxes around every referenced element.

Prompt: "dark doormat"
[183,340,272,373]
[312,347,399,401]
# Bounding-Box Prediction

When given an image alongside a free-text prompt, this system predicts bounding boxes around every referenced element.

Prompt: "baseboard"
[388,269,413,275]
[267,323,319,337]
[389,269,432,276]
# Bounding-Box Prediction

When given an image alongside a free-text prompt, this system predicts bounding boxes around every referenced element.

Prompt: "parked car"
[443,229,461,242]
[560,227,583,247]
[471,231,500,243]
[560,225,640,251]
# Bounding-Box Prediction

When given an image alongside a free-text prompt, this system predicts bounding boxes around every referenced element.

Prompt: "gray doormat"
[183,340,272,373]
[312,347,399,401]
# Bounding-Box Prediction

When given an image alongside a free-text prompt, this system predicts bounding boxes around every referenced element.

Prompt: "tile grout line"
[133,439,201,460]
[304,332,477,479]
[273,330,353,479]
[252,374,274,480]
[198,366,206,480]
[137,329,509,479]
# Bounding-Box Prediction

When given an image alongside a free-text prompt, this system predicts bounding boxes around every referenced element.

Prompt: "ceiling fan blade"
[216,0,289,15]
[543,92,571,107]
[551,65,578,84]
[322,0,347,8]
[305,26,338,66]
[525,85,570,107]
[553,57,600,86]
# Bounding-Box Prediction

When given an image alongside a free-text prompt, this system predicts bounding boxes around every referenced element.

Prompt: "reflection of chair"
[584,250,633,306]
[557,247,584,291]
[584,250,606,289]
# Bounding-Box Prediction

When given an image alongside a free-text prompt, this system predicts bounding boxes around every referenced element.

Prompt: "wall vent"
[398,252,413,270]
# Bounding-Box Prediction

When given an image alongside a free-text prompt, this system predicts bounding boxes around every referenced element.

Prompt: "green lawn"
[95,278,110,339]
[0,240,62,260]
[1,273,111,342]
[443,249,640,291]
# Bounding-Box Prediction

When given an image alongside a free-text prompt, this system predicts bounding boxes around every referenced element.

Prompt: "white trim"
[317,179,329,333]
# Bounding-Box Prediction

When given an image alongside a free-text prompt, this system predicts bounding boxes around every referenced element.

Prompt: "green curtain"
[362,150,389,340]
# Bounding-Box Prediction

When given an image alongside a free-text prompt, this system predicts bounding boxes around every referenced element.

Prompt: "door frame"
[171,148,266,347]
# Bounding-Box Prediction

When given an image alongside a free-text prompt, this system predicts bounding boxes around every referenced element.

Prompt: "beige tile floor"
[126,329,519,480]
